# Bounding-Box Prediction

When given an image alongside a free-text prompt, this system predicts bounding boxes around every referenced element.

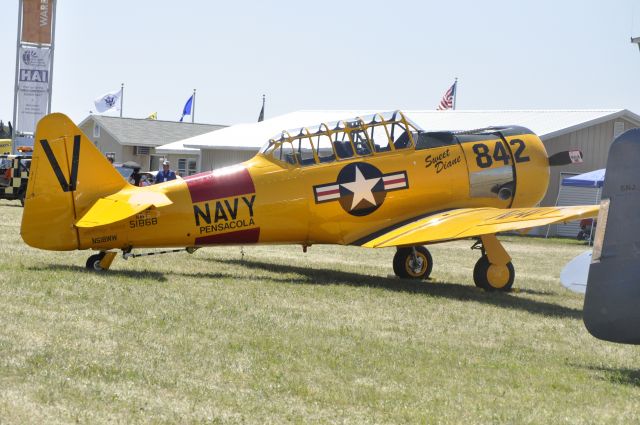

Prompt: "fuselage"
[76,123,550,252]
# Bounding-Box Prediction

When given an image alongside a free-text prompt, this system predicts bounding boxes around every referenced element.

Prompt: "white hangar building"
[157,109,640,236]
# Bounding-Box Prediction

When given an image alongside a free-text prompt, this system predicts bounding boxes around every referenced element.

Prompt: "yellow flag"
[146,112,157,120]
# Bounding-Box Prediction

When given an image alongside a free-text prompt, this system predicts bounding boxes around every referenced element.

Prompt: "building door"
[150,155,164,172]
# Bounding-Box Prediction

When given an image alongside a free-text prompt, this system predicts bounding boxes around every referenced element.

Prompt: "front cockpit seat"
[334,141,354,158]
[394,132,411,149]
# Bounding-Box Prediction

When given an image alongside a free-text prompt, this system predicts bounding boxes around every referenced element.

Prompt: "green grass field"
[1,200,639,424]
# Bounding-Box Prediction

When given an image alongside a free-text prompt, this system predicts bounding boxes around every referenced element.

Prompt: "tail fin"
[584,128,640,344]
[21,113,127,250]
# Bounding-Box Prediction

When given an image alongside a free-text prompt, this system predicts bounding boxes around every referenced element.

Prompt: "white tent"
[170,109,640,152]
[551,168,605,241]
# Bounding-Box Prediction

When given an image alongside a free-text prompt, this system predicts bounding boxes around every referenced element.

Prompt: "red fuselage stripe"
[195,228,261,245]
[317,188,340,196]
[184,167,256,203]
[383,178,405,185]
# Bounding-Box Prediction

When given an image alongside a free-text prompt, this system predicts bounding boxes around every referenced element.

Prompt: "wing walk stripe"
[370,209,485,246]
[349,208,456,246]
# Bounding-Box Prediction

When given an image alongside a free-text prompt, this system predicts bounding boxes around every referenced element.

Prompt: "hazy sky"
[1,0,640,126]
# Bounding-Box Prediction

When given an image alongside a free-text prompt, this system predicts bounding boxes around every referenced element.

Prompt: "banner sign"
[16,46,51,134]
[21,0,54,44]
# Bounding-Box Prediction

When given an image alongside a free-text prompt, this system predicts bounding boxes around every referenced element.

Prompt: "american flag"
[436,80,457,110]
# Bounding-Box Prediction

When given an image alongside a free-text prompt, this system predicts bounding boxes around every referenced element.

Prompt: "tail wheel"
[473,255,515,291]
[393,246,433,280]
[86,252,106,271]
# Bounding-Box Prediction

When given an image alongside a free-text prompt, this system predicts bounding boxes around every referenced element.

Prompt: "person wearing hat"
[155,160,177,184]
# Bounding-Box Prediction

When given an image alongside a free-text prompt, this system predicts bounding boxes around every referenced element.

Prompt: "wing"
[75,189,172,228]
[361,205,599,248]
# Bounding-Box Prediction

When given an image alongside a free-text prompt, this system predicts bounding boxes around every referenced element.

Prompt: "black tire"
[393,246,433,280]
[473,255,515,291]
[86,252,106,271]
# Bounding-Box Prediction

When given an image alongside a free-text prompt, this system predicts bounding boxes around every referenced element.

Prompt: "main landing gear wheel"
[473,255,515,292]
[86,252,106,271]
[393,246,433,279]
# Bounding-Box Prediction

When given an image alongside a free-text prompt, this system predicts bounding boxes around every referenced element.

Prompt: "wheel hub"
[486,264,510,288]
[409,256,424,274]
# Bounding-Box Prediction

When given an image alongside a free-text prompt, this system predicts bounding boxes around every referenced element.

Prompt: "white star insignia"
[340,165,381,210]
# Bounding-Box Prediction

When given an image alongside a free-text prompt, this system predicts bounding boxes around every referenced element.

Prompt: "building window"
[105,152,115,162]
[614,121,625,138]
[134,146,150,155]
[93,124,100,138]
[178,158,198,176]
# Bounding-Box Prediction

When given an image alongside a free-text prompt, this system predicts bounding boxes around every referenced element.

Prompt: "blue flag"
[180,95,193,122]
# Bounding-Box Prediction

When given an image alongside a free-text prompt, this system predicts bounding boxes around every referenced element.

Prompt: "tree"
[0,121,12,138]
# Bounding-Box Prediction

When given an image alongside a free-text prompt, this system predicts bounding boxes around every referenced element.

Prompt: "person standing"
[129,168,142,186]
[155,160,177,184]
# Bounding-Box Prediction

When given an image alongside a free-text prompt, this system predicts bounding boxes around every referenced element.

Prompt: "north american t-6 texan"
[22,112,640,344]
[22,111,597,288]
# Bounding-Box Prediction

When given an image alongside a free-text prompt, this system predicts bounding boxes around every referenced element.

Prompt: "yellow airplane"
[21,112,598,291]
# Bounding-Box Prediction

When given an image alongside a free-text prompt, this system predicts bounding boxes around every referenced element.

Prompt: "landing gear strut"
[393,246,433,279]
[472,235,515,291]
[85,251,117,271]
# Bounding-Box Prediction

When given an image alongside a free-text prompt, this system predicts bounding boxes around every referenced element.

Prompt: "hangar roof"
[79,115,226,147]
[163,109,640,152]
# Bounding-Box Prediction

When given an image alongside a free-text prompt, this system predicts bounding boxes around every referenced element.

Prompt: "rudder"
[584,128,640,344]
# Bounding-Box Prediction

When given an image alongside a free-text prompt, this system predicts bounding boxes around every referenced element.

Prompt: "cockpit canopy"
[259,111,425,167]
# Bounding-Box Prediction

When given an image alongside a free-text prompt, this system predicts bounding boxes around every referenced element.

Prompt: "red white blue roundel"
[313,162,409,216]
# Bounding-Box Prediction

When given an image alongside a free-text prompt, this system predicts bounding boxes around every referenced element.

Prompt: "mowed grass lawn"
[1,200,639,424]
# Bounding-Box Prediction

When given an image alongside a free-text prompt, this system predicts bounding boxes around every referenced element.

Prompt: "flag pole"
[12,0,23,153]
[120,83,124,118]
[453,77,458,110]
[192,89,196,123]
[47,0,58,116]
[258,94,266,122]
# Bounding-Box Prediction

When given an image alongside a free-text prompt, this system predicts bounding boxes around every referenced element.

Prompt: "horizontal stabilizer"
[560,250,591,294]
[75,190,172,228]
[361,205,599,248]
